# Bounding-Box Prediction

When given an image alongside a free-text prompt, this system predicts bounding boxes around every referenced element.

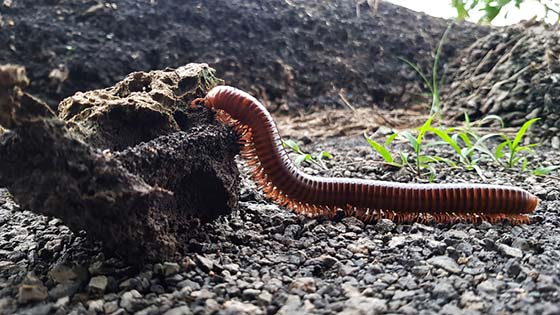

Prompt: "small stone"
[392,290,417,300]
[242,288,261,300]
[49,281,80,299]
[289,277,316,293]
[443,229,468,240]
[120,290,144,312]
[340,296,388,315]
[318,255,338,268]
[505,259,522,276]
[223,300,262,315]
[20,303,53,315]
[375,219,395,233]
[195,254,214,272]
[162,262,181,276]
[276,295,305,315]
[224,263,240,274]
[377,273,398,284]
[477,279,503,294]
[17,273,48,304]
[104,301,119,313]
[88,276,108,295]
[88,299,104,312]
[551,136,560,149]
[258,291,273,304]
[177,279,201,290]
[427,256,461,274]
[498,243,523,258]
[440,303,462,315]
[388,236,406,248]
[432,282,457,300]
[459,291,485,310]
[48,265,79,283]
[338,263,358,276]
[163,305,192,315]
[341,216,365,230]
[190,289,215,300]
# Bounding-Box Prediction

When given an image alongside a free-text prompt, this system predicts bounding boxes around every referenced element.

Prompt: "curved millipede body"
[196,85,539,224]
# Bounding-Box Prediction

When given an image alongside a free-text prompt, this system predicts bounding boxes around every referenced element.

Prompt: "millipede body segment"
[196,85,539,224]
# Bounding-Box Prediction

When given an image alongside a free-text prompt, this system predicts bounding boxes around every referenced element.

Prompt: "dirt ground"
[0,0,488,110]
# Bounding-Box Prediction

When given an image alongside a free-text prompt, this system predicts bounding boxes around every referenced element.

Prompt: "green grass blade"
[397,57,433,93]
[282,139,302,154]
[364,134,394,164]
[512,118,540,149]
[532,165,560,176]
[385,132,399,146]
[428,127,462,155]
[401,131,419,153]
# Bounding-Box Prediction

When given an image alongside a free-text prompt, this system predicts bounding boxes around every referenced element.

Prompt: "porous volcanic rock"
[0,64,240,263]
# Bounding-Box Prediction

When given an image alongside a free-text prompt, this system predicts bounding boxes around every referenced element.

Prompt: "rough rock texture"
[0,64,240,263]
[58,64,222,150]
[0,0,489,109]
[443,23,560,141]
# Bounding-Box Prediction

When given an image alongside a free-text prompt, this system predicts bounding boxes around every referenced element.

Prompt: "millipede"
[192,85,539,224]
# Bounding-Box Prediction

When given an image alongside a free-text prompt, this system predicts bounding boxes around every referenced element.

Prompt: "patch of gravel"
[1,135,559,315]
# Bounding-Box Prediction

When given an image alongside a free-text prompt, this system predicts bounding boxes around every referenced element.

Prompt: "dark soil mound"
[0,0,488,109]
[444,23,560,143]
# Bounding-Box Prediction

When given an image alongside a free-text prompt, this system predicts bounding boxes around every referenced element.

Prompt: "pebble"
[162,262,181,276]
[120,290,144,312]
[257,291,272,304]
[340,296,388,315]
[432,282,457,300]
[498,243,523,258]
[375,219,395,233]
[195,254,214,272]
[17,273,48,304]
[223,300,262,315]
[427,256,461,274]
[163,306,192,315]
[276,295,307,315]
[88,275,108,295]
[289,277,316,293]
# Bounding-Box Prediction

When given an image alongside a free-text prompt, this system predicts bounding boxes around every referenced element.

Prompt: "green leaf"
[480,114,505,128]
[512,118,539,150]
[495,140,510,160]
[282,139,301,154]
[521,157,528,172]
[401,131,419,153]
[532,165,560,176]
[429,127,462,155]
[464,112,471,128]
[417,116,434,143]
[452,0,470,20]
[458,132,473,148]
[319,151,333,160]
[385,132,399,146]
[364,134,394,164]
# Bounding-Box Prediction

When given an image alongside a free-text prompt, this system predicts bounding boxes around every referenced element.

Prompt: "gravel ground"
[1,134,560,315]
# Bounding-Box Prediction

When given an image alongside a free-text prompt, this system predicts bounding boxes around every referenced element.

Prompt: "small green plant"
[365,113,559,180]
[282,139,333,170]
[397,23,453,117]
[494,118,540,168]
[363,132,402,168]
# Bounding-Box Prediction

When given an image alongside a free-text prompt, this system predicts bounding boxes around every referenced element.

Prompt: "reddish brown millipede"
[194,85,539,224]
